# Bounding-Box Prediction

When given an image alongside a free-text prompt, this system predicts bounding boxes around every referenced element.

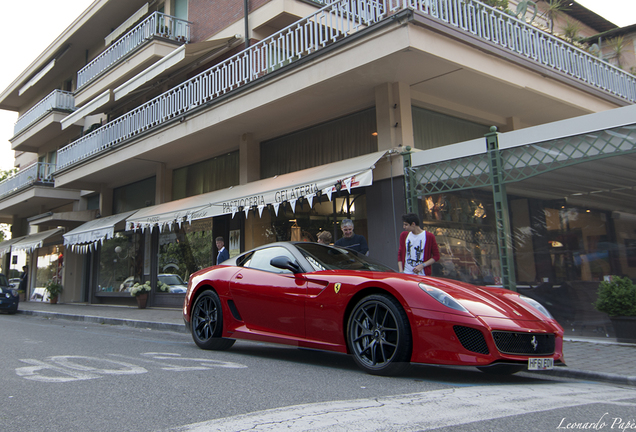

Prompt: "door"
[229,246,306,338]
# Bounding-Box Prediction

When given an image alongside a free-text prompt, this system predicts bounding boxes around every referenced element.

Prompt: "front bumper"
[0,296,19,312]
[408,308,564,367]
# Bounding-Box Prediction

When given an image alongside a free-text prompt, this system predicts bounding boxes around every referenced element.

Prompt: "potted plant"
[45,280,63,304]
[594,276,636,343]
[130,281,151,309]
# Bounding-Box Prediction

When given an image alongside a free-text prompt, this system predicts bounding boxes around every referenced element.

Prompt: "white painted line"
[173,383,636,432]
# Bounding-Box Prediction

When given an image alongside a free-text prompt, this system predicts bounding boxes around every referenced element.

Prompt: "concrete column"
[240,133,260,185]
[505,116,521,132]
[100,186,113,217]
[375,82,414,151]
[155,162,172,204]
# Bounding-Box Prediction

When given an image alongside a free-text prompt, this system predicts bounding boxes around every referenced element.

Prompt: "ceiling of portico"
[504,154,636,214]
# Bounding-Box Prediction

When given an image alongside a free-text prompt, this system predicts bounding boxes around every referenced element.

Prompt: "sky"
[0,0,635,172]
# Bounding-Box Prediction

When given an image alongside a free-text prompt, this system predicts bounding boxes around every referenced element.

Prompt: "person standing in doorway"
[398,213,440,275]
[18,265,28,295]
[216,237,229,264]
[335,219,369,255]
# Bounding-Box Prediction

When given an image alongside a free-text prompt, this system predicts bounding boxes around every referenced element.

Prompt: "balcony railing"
[77,11,192,90]
[57,0,636,171]
[0,163,56,200]
[13,90,75,138]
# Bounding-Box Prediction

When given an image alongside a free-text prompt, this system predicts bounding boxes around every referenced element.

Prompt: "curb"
[18,309,187,333]
[530,367,636,387]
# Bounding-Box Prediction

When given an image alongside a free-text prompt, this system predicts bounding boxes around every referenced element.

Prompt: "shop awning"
[63,210,137,252]
[127,150,387,231]
[0,237,26,257]
[113,37,241,101]
[60,90,111,130]
[11,228,64,253]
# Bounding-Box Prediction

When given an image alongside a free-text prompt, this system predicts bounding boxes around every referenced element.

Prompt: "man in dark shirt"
[335,219,369,255]
[216,237,230,264]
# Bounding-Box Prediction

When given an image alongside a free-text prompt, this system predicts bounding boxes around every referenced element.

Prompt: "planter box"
[610,316,636,343]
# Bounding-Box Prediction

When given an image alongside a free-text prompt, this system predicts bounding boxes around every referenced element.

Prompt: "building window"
[97,232,145,293]
[261,109,377,178]
[245,191,367,250]
[172,152,239,200]
[157,219,216,294]
[420,190,499,285]
[412,106,490,150]
[113,177,156,214]
[86,194,100,210]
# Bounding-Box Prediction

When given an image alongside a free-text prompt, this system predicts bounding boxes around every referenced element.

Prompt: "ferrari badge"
[334,283,341,294]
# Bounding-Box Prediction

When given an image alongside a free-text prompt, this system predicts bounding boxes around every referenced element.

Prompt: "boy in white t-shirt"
[397,213,440,275]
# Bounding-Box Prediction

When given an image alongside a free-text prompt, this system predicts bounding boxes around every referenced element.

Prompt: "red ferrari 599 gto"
[183,242,564,375]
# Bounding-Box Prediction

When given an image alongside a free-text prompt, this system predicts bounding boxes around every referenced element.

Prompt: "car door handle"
[236,273,243,279]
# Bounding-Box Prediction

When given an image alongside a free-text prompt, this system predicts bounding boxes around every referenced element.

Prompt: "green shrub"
[595,277,636,317]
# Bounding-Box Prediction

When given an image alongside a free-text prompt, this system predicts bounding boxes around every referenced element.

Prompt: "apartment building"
[0,0,634,336]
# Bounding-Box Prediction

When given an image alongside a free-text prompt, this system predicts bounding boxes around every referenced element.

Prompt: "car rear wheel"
[347,294,412,376]
[191,290,235,350]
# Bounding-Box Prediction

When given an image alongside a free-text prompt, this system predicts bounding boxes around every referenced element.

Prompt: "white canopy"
[0,237,25,257]
[63,210,137,253]
[11,228,64,253]
[127,150,386,231]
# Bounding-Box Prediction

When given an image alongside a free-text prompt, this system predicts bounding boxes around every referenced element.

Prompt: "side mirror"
[270,256,302,274]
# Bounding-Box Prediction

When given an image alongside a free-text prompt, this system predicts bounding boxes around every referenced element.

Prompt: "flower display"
[130,281,151,297]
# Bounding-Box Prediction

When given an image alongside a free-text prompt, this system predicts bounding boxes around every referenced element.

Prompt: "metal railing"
[77,11,192,90]
[57,0,636,171]
[13,90,75,138]
[401,0,636,101]
[0,163,56,200]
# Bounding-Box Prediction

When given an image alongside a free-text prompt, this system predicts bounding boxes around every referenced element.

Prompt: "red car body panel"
[183,249,564,368]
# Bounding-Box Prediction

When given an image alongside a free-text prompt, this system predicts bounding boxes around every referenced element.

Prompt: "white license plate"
[528,357,554,370]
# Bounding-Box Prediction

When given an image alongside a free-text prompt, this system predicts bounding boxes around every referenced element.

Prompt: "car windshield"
[296,243,394,272]
[158,274,185,285]
[0,274,8,286]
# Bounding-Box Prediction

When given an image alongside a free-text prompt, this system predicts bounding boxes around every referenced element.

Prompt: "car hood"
[418,277,547,321]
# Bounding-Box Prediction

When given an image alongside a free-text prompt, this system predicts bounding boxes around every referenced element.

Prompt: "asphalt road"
[2,314,635,432]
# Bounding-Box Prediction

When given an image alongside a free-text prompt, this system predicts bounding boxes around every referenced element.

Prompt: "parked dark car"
[0,273,19,314]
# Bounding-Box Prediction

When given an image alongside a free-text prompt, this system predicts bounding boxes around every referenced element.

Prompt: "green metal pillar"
[402,146,417,214]
[486,127,517,291]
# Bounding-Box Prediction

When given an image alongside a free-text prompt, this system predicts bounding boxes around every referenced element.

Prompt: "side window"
[245,247,296,274]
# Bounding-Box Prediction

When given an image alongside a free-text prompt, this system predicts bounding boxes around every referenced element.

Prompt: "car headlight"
[418,283,468,312]
[10,288,18,297]
[519,295,553,319]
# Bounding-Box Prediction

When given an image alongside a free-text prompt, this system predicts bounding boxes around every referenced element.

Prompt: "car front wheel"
[191,290,235,350]
[347,294,412,376]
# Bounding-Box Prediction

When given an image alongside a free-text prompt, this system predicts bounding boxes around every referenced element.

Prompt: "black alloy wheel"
[191,290,235,350]
[347,294,412,375]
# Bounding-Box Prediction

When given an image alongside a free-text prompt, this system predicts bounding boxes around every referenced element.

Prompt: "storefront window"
[97,232,145,292]
[36,246,64,288]
[421,191,499,285]
[157,219,216,293]
[245,192,368,250]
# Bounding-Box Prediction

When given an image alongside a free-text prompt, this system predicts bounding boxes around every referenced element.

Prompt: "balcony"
[12,90,75,139]
[0,162,55,200]
[56,0,636,174]
[77,12,192,91]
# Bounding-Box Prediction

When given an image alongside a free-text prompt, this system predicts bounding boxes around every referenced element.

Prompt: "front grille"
[454,326,489,354]
[492,331,555,355]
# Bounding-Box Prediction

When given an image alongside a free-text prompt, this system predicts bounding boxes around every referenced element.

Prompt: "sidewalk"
[16,301,636,386]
